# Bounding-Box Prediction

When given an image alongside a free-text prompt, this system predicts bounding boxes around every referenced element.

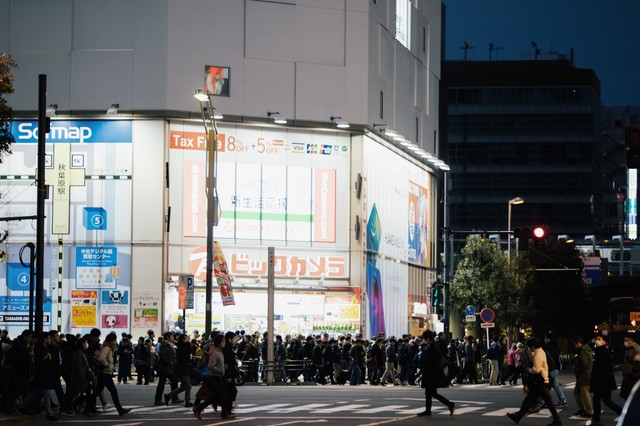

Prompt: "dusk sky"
[443,0,639,107]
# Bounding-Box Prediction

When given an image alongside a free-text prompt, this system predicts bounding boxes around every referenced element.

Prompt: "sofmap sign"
[11,120,133,143]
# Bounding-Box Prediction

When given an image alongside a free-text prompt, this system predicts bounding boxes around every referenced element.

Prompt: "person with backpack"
[133,337,151,385]
[349,339,365,386]
[164,334,193,407]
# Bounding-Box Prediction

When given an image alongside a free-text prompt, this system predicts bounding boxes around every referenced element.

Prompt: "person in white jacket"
[506,337,561,426]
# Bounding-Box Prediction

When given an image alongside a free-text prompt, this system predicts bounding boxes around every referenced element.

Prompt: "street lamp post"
[507,197,524,262]
[194,89,219,336]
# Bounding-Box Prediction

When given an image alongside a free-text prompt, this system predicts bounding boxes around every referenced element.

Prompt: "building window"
[422,28,426,53]
[416,117,419,143]
[380,91,384,119]
[396,0,411,50]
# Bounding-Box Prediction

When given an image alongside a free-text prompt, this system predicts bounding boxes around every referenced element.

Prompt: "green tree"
[0,52,18,163]
[451,236,532,330]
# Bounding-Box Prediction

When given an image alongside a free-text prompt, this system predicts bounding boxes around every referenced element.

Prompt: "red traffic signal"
[533,227,545,239]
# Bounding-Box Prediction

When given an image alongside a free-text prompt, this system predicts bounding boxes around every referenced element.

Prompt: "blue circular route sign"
[465,305,476,316]
[480,308,494,323]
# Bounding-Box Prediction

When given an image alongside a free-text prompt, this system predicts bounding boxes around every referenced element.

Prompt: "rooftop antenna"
[461,41,474,60]
[488,43,503,61]
[531,41,540,60]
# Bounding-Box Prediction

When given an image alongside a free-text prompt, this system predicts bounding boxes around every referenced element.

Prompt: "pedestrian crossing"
[112,401,586,419]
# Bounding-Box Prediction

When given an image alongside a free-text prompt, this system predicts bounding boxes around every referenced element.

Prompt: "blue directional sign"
[465,305,476,316]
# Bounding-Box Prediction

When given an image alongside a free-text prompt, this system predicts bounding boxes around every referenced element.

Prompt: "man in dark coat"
[417,330,455,417]
[590,334,622,423]
[312,340,326,384]
[16,332,56,420]
[621,334,640,399]
[573,336,594,418]
[154,332,181,405]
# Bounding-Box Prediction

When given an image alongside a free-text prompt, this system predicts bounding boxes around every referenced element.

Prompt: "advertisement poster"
[71,290,97,328]
[76,247,119,289]
[133,291,160,326]
[408,180,429,265]
[214,242,235,306]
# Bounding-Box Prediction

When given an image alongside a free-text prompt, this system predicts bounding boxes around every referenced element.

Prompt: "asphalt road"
[7,372,626,426]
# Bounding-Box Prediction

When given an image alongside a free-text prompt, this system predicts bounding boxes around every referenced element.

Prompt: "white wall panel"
[295,63,345,120]
[70,51,133,110]
[73,0,134,50]
[10,52,72,111]
[245,0,296,62]
[295,4,345,66]
[9,0,72,51]
[132,121,165,242]
[243,59,295,119]
[0,0,10,52]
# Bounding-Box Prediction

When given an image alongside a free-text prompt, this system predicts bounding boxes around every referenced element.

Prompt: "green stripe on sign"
[220,211,313,222]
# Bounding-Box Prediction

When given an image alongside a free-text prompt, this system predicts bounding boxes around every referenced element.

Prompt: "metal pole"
[267,247,275,383]
[205,127,216,336]
[507,203,512,263]
[35,75,46,333]
[442,171,450,337]
[620,236,624,276]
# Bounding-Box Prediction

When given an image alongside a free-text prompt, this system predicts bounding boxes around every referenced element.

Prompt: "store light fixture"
[438,164,450,171]
[46,104,58,117]
[268,111,287,124]
[106,104,119,116]
[194,89,209,102]
[401,140,413,147]
[210,107,223,120]
[330,116,350,128]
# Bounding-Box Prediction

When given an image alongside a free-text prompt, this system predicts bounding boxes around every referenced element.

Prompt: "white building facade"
[0,0,444,339]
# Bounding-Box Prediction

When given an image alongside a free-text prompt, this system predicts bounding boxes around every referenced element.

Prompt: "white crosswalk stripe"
[354,405,409,413]
[319,404,370,413]
[272,403,332,413]
[235,403,293,413]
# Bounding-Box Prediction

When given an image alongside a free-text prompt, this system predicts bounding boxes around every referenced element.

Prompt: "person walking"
[543,333,567,407]
[417,330,455,417]
[116,335,133,384]
[461,336,478,384]
[621,334,640,400]
[380,337,400,386]
[590,334,622,424]
[192,334,234,420]
[154,332,182,406]
[69,336,95,416]
[90,333,131,417]
[16,332,57,421]
[349,339,365,386]
[572,336,594,418]
[506,337,562,426]
[164,334,193,407]
[133,337,151,385]
[488,336,500,386]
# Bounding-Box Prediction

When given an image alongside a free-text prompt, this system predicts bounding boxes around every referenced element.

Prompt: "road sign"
[466,315,476,322]
[465,305,476,316]
[480,307,494,323]
[481,322,495,328]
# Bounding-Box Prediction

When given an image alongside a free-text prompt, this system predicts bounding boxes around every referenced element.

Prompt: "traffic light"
[431,283,444,317]
[513,226,547,250]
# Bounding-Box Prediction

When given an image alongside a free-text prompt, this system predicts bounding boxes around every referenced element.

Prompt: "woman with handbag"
[69,336,94,416]
[417,330,456,417]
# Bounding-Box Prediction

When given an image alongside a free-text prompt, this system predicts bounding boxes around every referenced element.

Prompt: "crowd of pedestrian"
[0,326,637,424]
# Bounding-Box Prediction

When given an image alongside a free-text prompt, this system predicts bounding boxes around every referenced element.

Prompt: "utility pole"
[442,171,450,337]
[35,74,47,333]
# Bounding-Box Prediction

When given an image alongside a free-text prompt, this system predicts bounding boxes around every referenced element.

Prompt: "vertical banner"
[313,169,337,243]
[408,180,430,265]
[183,161,207,237]
[213,242,235,306]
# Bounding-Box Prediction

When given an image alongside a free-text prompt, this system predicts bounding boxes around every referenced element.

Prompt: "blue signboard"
[7,263,31,292]
[465,305,476,316]
[10,120,132,144]
[101,290,129,305]
[581,257,601,286]
[83,207,108,230]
